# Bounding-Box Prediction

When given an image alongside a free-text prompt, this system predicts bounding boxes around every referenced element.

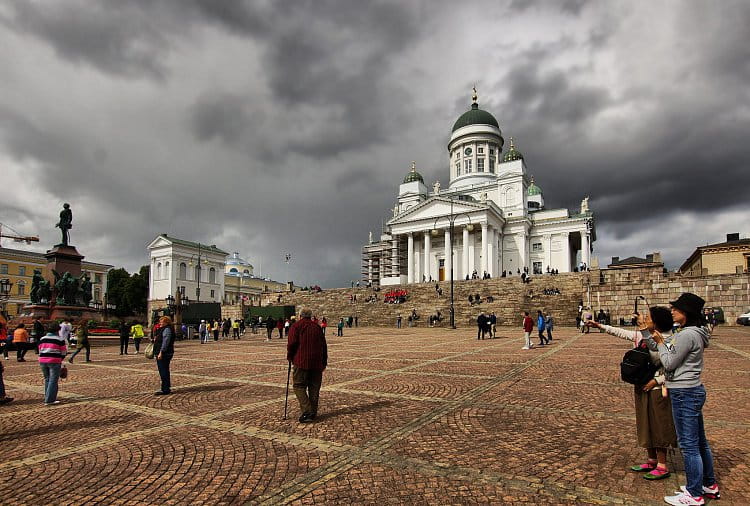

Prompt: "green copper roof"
[502,137,524,162]
[403,171,424,184]
[527,182,542,196]
[452,103,499,132]
[403,161,425,184]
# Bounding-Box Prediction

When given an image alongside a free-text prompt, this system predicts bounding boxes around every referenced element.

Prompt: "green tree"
[125,265,149,316]
[107,268,132,317]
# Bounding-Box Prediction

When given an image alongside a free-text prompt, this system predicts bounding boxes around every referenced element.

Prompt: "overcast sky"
[1,0,748,287]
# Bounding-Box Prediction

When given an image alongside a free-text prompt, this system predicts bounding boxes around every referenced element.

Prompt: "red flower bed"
[88,328,119,335]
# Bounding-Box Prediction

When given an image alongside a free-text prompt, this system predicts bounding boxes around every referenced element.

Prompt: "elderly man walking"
[287,308,328,423]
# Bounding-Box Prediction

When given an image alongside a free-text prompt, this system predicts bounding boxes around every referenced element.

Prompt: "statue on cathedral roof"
[433,180,440,194]
[581,196,590,214]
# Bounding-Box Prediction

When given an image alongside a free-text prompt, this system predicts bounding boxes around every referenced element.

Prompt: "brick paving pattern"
[0,326,748,504]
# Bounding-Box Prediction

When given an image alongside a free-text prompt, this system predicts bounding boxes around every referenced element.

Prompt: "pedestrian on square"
[320,317,327,336]
[476,312,487,340]
[199,320,207,344]
[239,319,246,336]
[521,311,533,350]
[68,321,90,363]
[31,317,44,354]
[213,320,220,341]
[582,307,593,333]
[642,293,720,505]
[489,312,497,338]
[396,314,402,328]
[12,323,29,362]
[277,318,284,339]
[222,319,231,339]
[38,322,67,405]
[337,318,344,337]
[119,320,130,355]
[544,312,554,342]
[588,306,677,481]
[537,310,549,346]
[232,319,240,339]
[59,318,73,347]
[154,316,175,396]
[130,321,145,354]
[287,308,328,423]
[265,317,275,341]
[1,315,9,360]
[0,359,13,404]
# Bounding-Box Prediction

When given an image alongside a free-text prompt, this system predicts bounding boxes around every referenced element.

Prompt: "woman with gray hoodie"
[642,293,720,506]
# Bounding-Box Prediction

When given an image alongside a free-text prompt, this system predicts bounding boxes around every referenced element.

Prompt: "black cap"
[669,292,705,317]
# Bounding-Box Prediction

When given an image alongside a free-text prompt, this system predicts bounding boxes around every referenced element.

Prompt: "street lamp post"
[0,278,13,318]
[284,253,292,291]
[432,197,473,329]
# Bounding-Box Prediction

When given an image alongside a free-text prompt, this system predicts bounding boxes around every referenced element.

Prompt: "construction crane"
[0,222,39,247]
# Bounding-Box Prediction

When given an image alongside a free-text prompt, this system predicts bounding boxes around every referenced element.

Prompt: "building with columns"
[362,90,595,287]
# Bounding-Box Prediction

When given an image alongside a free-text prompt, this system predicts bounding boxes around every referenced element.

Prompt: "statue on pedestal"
[78,272,93,306]
[54,271,79,305]
[30,270,52,305]
[56,203,73,246]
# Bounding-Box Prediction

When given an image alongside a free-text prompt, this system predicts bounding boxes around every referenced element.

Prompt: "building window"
[533,262,543,274]
[156,262,162,279]
[477,158,485,172]
[94,273,101,283]
[94,288,100,301]
[478,147,484,154]
[0,264,7,274]
[489,158,495,173]
[210,289,215,298]
[455,162,461,176]
[489,148,495,156]
[179,262,187,279]
[456,151,460,159]
[209,267,216,284]
[17,281,25,296]
[532,242,543,252]
[18,266,26,276]
[464,159,472,173]
[194,265,201,281]
[165,261,170,276]
[243,269,250,275]
[229,267,238,273]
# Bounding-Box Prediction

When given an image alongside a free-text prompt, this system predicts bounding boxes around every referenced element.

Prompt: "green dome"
[403,161,424,184]
[403,171,424,184]
[502,137,524,162]
[527,183,542,196]
[452,103,499,132]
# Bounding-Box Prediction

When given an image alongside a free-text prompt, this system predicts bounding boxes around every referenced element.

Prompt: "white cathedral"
[362,89,595,287]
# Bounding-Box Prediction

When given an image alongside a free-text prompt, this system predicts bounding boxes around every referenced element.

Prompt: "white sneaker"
[521,346,530,350]
[44,400,62,406]
[679,485,720,500]
[664,491,704,506]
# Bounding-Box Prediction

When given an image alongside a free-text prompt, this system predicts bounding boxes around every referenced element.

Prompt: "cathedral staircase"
[272,273,590,328]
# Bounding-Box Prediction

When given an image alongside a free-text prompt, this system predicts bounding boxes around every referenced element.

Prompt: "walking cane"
[283,361,291,420]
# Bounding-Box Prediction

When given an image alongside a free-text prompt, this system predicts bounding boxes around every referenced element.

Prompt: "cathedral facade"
[362,90,595,287]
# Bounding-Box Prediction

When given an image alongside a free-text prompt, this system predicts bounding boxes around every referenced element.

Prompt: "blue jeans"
[40,362,61,403]
[670,385,716,497]
[156,354,172,393]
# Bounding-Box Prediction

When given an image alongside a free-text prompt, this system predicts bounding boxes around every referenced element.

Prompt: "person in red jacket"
[521,311,534,350]
[287,307,328,423]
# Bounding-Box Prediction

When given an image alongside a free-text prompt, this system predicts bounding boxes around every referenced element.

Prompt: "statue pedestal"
[45,245,85,278]
[20,304,103,323]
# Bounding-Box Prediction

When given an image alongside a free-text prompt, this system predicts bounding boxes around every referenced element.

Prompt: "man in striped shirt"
[38,322,67,405]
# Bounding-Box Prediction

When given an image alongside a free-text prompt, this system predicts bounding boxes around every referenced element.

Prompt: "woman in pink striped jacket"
[38,322,67,405]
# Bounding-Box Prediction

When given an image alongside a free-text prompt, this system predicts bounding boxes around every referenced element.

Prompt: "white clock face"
[464,147,472,156]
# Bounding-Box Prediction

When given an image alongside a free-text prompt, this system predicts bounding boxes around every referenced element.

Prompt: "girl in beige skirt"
[588,306,677,480]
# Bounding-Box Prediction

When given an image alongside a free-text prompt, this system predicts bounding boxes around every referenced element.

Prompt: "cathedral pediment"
[389,197,491,225]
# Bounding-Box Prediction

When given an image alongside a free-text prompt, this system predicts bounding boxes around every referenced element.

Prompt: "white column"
[561,232,571,272]
[407,233,414,283]
[582,232,591,268]
[444,229,451,281]
[481,223,488,275]
[544,234,552,272]
[423,232,431,282]
[487,227,495,277]
[415,236,422,282]
[518,233,527,271]
[368,258,373,284]
[462,226,470,279]
[391,235,399,277]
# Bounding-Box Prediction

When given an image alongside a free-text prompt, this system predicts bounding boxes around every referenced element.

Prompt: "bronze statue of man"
[56,203,72,246]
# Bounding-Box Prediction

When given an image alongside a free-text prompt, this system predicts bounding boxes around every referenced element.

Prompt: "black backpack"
[620,341,657,385]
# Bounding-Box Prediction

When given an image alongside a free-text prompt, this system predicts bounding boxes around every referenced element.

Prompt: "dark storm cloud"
[2,0,172,79]
[190,93,253,145]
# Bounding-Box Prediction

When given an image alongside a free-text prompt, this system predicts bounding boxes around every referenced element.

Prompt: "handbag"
[620,341,657,385]
[60,365,68,380]
[144,342,155,360]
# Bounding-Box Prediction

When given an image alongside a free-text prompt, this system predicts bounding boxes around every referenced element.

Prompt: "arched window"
[179,262,187,279]
[156,262,162,279]
[243,269,250,275]
[229,267,238,273]
[194,264,201,281]
[209,267,216,284]
[165,261,170,277]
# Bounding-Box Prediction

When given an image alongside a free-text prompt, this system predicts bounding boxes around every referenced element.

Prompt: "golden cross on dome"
[411,161,416,172]
[472,86,478,103]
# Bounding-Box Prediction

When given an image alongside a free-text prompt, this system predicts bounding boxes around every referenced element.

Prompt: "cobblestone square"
[1,326,748,504]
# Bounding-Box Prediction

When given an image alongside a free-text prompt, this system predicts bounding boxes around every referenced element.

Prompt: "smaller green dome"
[502,137,524,162]
[527,176,542,196]
[403,161,424,184]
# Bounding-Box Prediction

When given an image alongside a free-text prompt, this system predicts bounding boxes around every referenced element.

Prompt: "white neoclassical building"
[362,90,595,287]
[148,234,228,303]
